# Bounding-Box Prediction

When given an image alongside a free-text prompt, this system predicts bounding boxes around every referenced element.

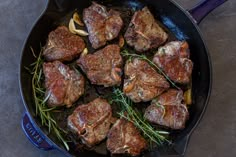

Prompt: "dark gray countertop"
[0,0,235,157]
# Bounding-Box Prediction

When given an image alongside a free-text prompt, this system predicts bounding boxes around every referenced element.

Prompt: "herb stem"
[29,47,69,150]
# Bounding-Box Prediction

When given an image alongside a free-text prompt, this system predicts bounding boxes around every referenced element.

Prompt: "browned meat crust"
[123,58,169,103]
[144,89,189,129]
[124,7,168,52]
[43,26,85,62]
[83,2,123,49]
[67,98,113,147]
[43,61,85,108]
[153,41,193,84]
[107,118,147,156]
[77,44,122,87]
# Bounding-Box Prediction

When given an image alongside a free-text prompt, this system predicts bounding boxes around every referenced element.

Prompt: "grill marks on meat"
[77,44,122,87]
[153,41,193,84]
[124,7,168,52]
[123,58,169,103]
[83,2,123,49]
[144,89,189,129]
[43,26,85,62]
[107,118,147,156]
[67,98,113,147]
[43,61,85,108]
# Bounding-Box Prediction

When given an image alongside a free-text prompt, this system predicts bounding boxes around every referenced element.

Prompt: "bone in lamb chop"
[124,7,168,52]
[43,61,85,108]
[107,118,147,156]
[67,98,113,147]
[77,44,123,87]
[83,2,123,49]
[123,58,169,103]
[153,41,193,84]
[144,89,189,130]
[43,26,85,62]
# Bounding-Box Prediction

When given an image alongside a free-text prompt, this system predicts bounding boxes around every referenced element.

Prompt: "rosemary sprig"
[121,49,180,89]
[111,88,170,145]
[29,47,69,150]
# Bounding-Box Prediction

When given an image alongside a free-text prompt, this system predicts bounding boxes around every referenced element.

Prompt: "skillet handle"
[188,0,228,24]
[21,112,54,150]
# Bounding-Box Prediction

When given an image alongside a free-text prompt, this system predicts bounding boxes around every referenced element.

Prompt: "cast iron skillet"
[19,0,227,156]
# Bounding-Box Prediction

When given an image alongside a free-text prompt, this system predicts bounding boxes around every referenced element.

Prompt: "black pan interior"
[20,0,211,156]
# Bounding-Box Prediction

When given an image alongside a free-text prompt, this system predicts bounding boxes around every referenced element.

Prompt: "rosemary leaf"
[41,107,57,112]
[30,47,37,58]
[41,92,51,104]
[37,68,42,84]
[35,87,45,94]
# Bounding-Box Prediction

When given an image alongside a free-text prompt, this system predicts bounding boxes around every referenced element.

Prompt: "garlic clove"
[74,29,89,36]
[119,35,125,48]
[69,18,76,34]
[73,12,84,26]
[81,48,88,56]
[69,18,88,36]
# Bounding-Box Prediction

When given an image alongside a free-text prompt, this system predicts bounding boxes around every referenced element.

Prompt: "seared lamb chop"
[43,61,85,108]
[77,44,122,87]
[83,2,123,49]
[67,98,113,147]
[43,26,85,62]
[123,58,169,103]
[144,89,189,130]
[107,118,147,156]
[124,7,168,52]
[153,41,193,84]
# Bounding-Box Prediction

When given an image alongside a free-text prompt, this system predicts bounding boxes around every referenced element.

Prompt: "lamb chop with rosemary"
[123,58,169,103]
[144,89,189,129]
[107,118,147,156]
[153,41,193,84]
[43,61,85,108]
